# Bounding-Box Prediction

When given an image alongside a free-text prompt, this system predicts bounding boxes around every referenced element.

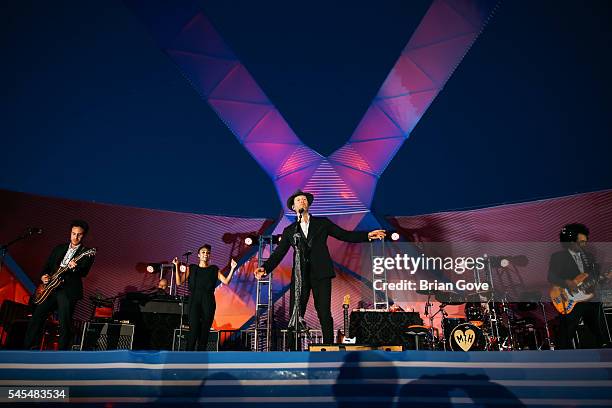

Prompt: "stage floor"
[0,349,611,407]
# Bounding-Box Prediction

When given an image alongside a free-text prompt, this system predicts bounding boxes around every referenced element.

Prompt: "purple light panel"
[127,0,498,216]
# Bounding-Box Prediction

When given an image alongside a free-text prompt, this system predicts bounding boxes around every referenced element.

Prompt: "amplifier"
[80,322,134,351]
[172,327,219,351]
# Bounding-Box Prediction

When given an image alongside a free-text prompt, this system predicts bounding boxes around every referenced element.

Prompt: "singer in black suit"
[24,220,95,350]
[547,223,609,349]
[255,190,385,344]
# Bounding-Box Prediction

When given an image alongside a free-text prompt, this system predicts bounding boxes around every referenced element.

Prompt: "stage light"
[487,255,528,268]
[390,232,400,241]
[273,234,283,244]
[244,234,258,246]
[179,264,187,273]
[146,263,161,273]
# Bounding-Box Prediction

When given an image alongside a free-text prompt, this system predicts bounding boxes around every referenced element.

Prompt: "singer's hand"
[254,267,267,279]
[41,274,50,284]
[368,230,386,240]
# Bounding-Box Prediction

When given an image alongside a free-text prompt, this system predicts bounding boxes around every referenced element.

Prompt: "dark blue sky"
[2,0,611,218]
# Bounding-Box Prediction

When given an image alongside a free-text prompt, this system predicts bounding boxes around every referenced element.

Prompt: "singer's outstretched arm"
[173,257,189,286]
[255,228,292,278]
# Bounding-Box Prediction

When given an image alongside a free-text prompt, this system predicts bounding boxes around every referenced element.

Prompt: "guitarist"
[547,223,608,349]
[24,220,95,350]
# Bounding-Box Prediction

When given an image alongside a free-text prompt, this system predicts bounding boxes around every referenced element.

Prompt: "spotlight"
[179,264,187,273]
[487,255,528,268]
[390,232,400,241]
[244,234,258,246]
[273,234,283,244]
[146,263,161,273]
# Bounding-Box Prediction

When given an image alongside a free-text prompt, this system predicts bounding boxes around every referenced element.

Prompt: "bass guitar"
[32,248,96,305]
[550,267,612,314]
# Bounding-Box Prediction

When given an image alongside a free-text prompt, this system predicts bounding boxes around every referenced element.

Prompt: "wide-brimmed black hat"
[286,190,314,211]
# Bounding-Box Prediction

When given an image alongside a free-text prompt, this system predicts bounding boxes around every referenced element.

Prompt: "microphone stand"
[0,229,40,283]
[177,294,186,351]
[289,210,307,350]
[177,254,191,350]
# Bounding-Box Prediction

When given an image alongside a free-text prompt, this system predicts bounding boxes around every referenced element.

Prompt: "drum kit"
[409,286,554,351]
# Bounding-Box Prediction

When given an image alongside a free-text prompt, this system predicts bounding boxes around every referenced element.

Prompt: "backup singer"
[254,190,385,345]
[24,220,95,350]
[173,245,237,351]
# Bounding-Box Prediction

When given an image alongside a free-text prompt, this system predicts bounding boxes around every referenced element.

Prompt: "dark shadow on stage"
[153,353,244,405]
[397,373,525,408]
[332,351,399,408]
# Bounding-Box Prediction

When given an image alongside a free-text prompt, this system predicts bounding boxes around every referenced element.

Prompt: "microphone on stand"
[293,208,305,245]
[182,251,193,257]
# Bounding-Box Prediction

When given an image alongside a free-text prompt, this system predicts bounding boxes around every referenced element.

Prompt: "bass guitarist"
[547,223,609,349]
[24,220,95,350]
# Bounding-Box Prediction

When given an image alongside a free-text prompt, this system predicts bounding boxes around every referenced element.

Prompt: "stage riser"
[0,350,610,406]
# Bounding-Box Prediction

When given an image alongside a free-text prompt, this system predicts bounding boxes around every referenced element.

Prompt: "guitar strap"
[579,250,591,272]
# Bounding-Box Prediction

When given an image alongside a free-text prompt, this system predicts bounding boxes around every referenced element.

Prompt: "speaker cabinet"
[80,322,134,351]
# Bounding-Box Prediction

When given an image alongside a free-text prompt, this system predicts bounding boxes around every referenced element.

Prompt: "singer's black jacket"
[39,243,95,301]
[547,249,597,288]
[262,216,369,281]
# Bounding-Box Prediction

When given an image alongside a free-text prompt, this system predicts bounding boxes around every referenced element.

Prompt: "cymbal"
[416,288,438,295]
[435,290,465,305]
[440,301,465,306]
[465,291,494,301]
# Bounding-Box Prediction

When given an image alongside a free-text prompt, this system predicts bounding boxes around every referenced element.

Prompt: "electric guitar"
[32,248,97,305]
[550,266,612,314]
[336,294,356,344]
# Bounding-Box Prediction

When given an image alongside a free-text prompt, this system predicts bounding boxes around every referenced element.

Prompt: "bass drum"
[449,323,486,351]
[442,317,466,339]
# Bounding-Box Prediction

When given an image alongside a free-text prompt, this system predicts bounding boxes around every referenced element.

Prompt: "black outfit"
[187,264,219,351]
[262,216,369,344]
[24,243,94,350]
[547,249,607,349]
[151,288,170,298]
